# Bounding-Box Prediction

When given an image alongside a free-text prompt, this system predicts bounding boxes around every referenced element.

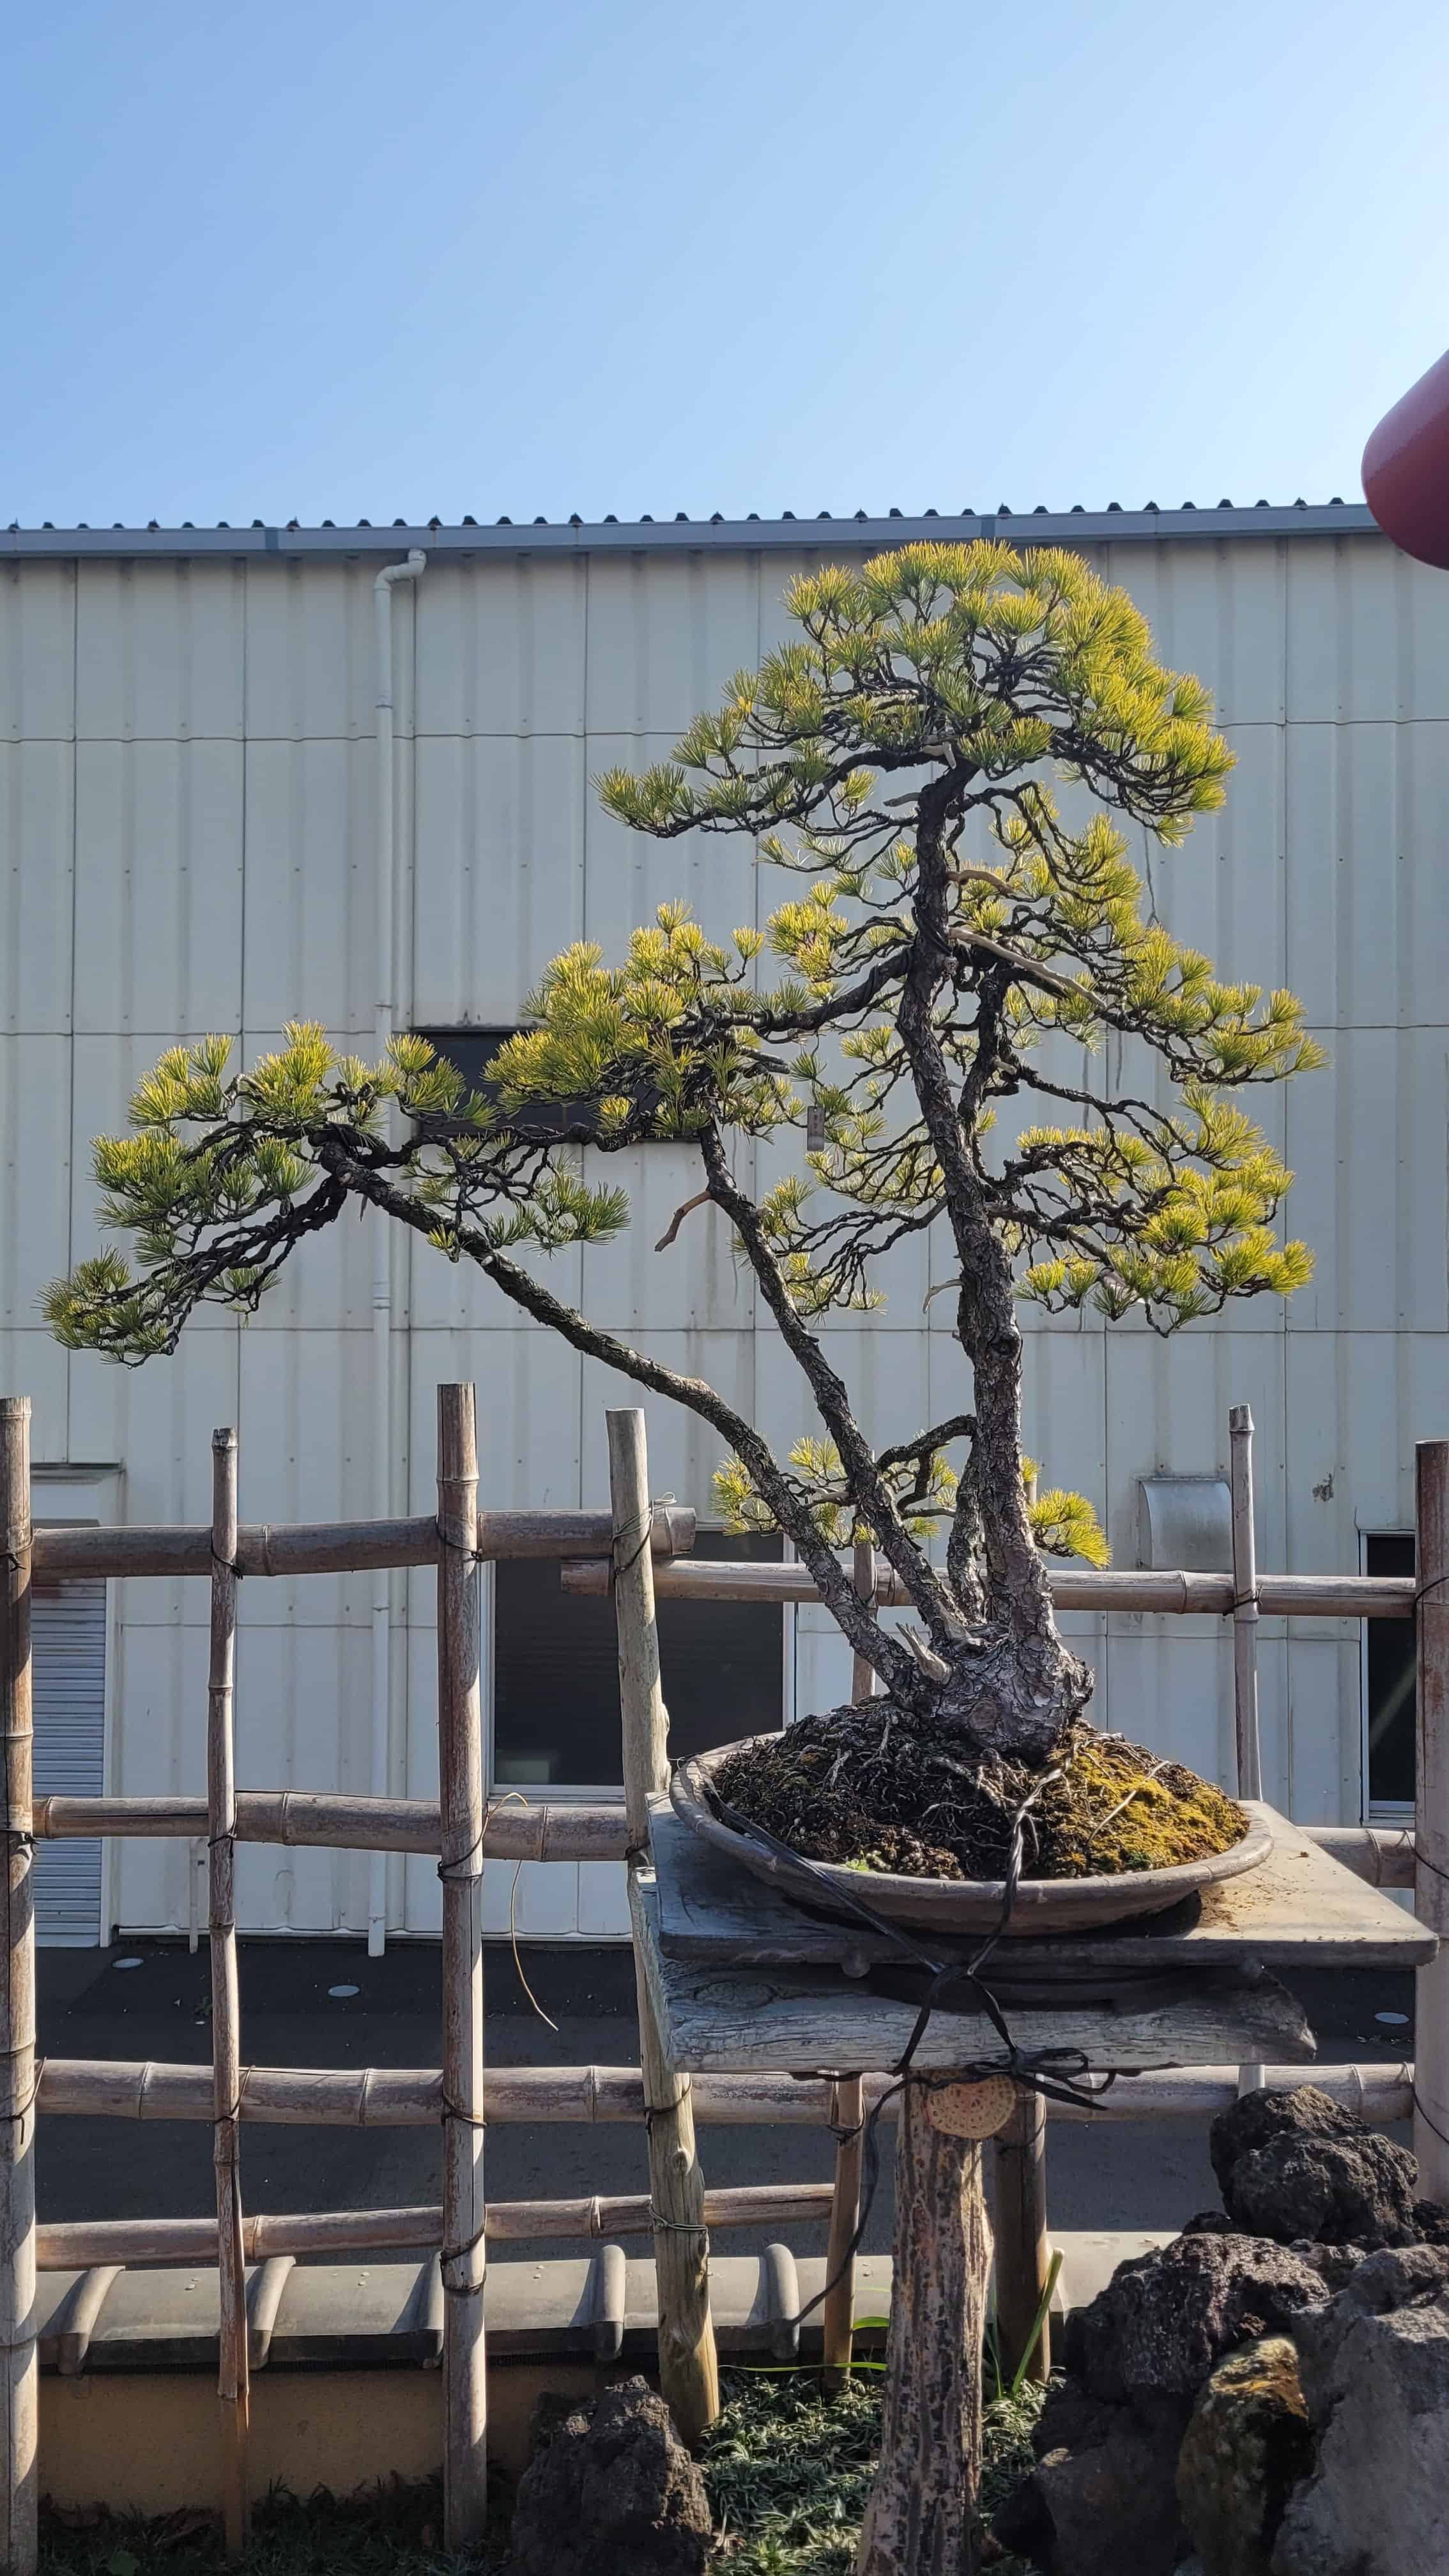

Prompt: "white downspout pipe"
[370,549,426,1955]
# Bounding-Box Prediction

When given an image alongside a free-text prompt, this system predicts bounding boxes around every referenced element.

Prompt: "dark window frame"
[1363,1529,1415,1814]
[413,1026,675,1145]
[411,1026,600,1142]
[488,1529,790,1795]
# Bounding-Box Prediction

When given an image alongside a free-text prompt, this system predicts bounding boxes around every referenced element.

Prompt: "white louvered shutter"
[31,1579,106,1943]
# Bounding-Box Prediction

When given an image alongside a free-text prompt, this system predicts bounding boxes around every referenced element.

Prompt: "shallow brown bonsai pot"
[670,1735,1275,1938]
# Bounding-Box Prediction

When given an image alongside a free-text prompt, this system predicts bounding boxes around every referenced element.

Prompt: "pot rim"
[668,1732,1274,1920]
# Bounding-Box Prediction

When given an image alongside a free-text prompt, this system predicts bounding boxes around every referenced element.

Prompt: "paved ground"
[36,1942,1417,2264]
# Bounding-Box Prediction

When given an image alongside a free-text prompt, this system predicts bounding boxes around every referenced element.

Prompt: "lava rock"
[1413,2196,1449,2245]
[1176,2336,1314,2576]
[1284,2241,1364,2294]
[1065,2232,1328,2405]
[1226,2135,1418,2249]
[993,2387,1186,2576]
[1209,2086,1417,2248]
[1271,2246,1449,2573]
[1208,2086,1360,2188]
[508,2377,712,2576]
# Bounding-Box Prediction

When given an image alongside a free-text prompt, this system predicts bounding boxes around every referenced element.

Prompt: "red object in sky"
[1363,346,1449,569]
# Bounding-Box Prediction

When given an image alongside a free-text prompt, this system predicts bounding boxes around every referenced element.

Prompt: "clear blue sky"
[4,0,1448,528]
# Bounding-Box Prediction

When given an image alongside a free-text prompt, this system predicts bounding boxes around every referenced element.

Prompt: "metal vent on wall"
[1135,1475,1232,1573]
[32,1580,106,1944]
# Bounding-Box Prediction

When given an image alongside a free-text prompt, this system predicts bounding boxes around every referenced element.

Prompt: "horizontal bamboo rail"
[682,1560,1413,1621]
[34,1797,1409,1884]
[33,2060,870,2127]
[31,1792,629,1861]
[559,1555,1414,1619]
[1304,1825,1415,1888]
[32,1503,694,1585]
[33,2053,1416,2132]
[1049,2061,1414,2125]
[35,2180,836,2272]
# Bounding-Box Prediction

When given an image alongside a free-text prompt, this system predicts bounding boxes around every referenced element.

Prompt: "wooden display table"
[647,1797,1436,1986]
[635,1797,1434,2576]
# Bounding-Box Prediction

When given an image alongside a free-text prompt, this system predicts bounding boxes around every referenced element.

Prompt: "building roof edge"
[1,502,1380,564]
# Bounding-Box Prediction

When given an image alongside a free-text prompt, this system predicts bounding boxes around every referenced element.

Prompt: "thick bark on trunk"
[887,786,1092,1765]
[929,1245,1092,1763]
[856,2083,993,2576]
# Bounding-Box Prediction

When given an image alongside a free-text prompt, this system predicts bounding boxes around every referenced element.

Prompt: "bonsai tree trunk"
[856,2084,995,2576]
[928,1211,1094,1767]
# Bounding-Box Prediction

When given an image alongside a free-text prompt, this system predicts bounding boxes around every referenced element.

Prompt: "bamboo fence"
[0,1386,1443,2574]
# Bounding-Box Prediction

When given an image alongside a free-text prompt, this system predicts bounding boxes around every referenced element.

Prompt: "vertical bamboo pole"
[207,1429,249,2556]
[1229,1406,1266,2095]
[822,1539,877,2388]
[608,1409,718,2442]
[992,2087,1050,2386]
[1,1399,36,2576]
[1414,1439,1449,2200]
[992,1459,1051,2388]
[851,1537,878,1703]
[822,2074,865,2391]
[437,1386,487,2546]
[1229,1404,1262,1801]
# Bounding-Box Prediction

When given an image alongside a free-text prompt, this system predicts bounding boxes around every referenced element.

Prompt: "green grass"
[38,2370,1045,2575]
[700,2366,1045,2573]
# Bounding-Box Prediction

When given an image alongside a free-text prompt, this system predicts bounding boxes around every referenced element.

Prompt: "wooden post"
[1414,1439,1449,2199]
[207,1429,249,2557]
[823,1540,877,2388]
[857,2083,993,2576]
[608,1409,719,2442]
[822,2074,865,2392]
[852,1537,879,1703]
[437,1386,488,2547]
[1,1399,36,2576]
[1229,1406,1267,2094]
[1229,1404,1262,1801]
[991,2086,1050,2386]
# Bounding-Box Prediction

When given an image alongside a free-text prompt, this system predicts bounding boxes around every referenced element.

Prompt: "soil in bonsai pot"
[712,1716,1247,1883]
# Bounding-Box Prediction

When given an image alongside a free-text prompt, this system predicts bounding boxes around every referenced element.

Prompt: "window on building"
[415,1027,675,1143]
[412,1027,599,1142]
[492,1531,786,1789]
[1365,1531,1415,1811]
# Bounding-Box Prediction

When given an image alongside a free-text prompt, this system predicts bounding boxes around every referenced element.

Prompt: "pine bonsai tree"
[47,542,1319,1857]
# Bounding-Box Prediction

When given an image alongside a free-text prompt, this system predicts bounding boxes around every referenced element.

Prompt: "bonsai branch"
[654,1189,711,1251]
[311,1140,923,1704]
[695,1124,967,1657]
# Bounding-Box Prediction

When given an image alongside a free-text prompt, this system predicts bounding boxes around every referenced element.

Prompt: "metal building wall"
[2,517,1446,1936]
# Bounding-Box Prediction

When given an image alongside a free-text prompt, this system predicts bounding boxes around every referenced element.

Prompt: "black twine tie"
[694,1769,1112,2332]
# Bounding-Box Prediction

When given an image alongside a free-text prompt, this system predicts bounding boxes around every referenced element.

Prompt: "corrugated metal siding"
[1,526,1446,1935]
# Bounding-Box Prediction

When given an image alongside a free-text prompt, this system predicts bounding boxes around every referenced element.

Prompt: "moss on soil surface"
[714,1713,1248,1881]
[36,2372,1045,2574]
[700,2366,1043,2572]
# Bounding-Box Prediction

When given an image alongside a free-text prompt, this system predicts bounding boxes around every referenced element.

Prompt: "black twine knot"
[436,1827,484,1884]
[610,1496,673,1592]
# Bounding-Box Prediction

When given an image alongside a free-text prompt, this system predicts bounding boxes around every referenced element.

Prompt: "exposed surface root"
[712,1707,1248,1881]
